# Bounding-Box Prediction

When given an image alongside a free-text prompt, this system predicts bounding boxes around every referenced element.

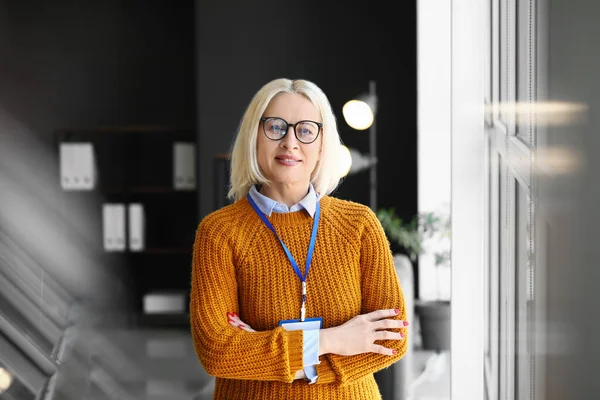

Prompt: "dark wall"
[196,0,417,222]
[0,0,195,140]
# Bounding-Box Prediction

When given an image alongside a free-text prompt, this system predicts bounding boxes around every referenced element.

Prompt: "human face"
[257,93,323,190]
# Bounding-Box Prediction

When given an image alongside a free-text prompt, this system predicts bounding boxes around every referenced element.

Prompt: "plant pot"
[415,300,451,352]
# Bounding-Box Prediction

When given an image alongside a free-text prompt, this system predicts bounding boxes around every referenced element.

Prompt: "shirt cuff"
[305,365,318,384]
[303,329,320,384]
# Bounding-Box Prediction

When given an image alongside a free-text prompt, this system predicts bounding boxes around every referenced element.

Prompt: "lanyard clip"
[300,281,307,321]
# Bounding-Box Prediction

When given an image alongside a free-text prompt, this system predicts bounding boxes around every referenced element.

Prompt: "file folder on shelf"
[173,142,196,190]
[102,203,126,251]
[128,203,145,251]
[59,142,97,190]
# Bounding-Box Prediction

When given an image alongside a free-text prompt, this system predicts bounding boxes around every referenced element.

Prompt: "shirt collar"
[248,184,319,218]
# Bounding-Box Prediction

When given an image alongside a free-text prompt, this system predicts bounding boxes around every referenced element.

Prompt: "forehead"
[264,93,321,122]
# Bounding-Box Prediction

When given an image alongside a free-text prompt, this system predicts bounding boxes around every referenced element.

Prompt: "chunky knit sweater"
[190,195,408,400]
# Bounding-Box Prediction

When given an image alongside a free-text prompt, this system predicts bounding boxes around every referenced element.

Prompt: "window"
[485,0,537,398]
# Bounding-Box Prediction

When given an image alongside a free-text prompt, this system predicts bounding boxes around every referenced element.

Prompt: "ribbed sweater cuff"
[315,356,338,384]
[287,330,304,378]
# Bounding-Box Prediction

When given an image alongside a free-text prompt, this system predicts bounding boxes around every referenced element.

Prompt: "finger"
[226,312,238,321]
[372,319,409,331]
[226,312,239,326]
[239,324,256,332]
[228,313,244,324]
[373,330,405,341]
[366,308,401,321]
[370,344,398,356]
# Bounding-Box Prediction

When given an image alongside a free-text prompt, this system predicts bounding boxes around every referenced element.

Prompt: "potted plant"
[376,208,451,352]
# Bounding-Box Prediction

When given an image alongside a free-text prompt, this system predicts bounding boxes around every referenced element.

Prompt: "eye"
[296,122,318,138]
[271,124,285,133]
[265,119,288,138]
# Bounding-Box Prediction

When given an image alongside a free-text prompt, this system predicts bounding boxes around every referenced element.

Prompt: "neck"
[259,182,310,208]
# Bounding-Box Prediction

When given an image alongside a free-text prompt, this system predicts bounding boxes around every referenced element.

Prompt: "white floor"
[409,350,450,400]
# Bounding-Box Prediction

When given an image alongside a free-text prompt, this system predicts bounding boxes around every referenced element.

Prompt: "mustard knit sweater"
[190,195,408,400]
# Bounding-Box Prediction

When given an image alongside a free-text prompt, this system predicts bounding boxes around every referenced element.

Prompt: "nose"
[280,126,299,149]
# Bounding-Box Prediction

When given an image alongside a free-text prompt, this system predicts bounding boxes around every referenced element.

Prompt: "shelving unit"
[213,152,233,210]
[54,126,197,329]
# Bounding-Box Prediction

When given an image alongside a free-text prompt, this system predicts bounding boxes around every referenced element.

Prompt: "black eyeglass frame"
[260,117,323,144]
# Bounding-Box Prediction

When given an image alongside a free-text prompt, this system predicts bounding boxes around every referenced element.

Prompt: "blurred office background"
[1,0,600,399]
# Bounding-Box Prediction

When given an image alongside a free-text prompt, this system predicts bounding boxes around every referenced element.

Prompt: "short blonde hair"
[227,78,343,202]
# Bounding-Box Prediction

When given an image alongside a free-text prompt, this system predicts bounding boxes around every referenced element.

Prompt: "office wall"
[417,0,451,301]
[0,0,195,139]
[450,0,486,398]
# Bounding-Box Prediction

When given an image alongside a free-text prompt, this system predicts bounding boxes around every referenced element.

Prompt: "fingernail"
[226,312,232,317]
[403,321,409,326]
[392,350,397,355]
[400,333,405,338]
[395,309,400,314]
[233,312,239,317]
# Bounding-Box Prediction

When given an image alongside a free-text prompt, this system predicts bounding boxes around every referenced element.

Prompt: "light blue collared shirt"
[248,184,320,217]
[247,184,321,384]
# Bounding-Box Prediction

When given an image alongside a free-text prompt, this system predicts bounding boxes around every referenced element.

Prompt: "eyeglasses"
[260,117,322,144]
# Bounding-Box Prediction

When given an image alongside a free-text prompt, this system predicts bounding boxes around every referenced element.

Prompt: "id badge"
[278,317,323,331]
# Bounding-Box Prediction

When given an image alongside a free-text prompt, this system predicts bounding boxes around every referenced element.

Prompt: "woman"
[190,78,408,399]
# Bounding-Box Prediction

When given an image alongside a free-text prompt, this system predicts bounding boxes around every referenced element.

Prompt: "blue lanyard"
[246,193,320,321]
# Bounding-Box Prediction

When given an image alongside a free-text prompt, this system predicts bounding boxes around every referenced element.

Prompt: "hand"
[320,309,407,357]
[226,312,256,332]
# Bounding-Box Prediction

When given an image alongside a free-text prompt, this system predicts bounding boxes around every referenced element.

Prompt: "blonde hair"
[227,78,343,202]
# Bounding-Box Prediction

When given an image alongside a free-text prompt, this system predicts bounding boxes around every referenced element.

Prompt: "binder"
[102,204,126,251]
[59,143,75,190]
[173,142,196,190]
[113,204,126,251]
[77,143,97,190]
[102,204,115,251]
[128,203,145,251]
[60,142,97,190]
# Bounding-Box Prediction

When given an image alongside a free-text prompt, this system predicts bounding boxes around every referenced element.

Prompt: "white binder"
[60,143,97,190]
[113,204,126,251]
[102,204,115,251]
[102,204,126,251]
[173,142,196,190]
[128,203,145,251]
[59,143,75,190]
[77,143,97,190]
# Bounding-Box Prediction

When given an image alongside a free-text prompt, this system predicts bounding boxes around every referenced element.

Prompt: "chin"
[270,174,309,186]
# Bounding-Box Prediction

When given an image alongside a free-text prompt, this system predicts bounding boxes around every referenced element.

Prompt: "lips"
[275,155,301,166]
[276,156,300,161]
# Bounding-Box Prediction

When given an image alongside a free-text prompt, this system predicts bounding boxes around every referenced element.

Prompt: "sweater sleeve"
[189,216,305,382]
[315,208,408,385]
